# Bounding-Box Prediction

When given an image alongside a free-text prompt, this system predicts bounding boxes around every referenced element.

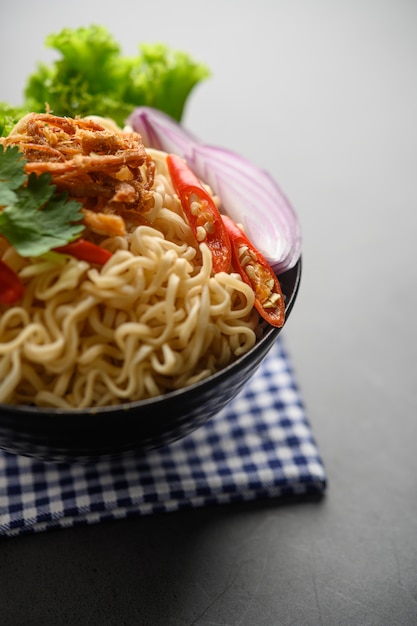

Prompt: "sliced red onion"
[127,106,301,274]
[127,106,198,156]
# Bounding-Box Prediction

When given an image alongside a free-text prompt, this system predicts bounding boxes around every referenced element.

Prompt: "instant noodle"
[0,114,263,408]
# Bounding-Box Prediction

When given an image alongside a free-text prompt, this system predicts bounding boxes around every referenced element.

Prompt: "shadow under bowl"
[0,259,301,462]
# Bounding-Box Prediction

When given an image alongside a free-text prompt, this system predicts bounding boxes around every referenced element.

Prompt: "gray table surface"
[1,1,417,624]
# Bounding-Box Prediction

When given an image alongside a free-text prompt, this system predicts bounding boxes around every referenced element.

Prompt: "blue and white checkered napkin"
[0,337,326,537]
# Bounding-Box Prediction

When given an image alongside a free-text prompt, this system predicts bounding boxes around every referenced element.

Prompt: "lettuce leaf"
[23,25,210,126]
[0,103,29,137]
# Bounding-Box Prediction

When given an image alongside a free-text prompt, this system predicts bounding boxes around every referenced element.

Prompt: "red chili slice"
[54,239,112,265]
[222,214,285,328]
[166,153,231,273]
[0,259,25,305]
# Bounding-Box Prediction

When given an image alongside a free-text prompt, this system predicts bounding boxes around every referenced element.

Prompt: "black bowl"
[0,259,301,462]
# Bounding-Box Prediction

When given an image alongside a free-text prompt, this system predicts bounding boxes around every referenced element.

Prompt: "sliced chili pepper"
[222,214,285,328]
[54,239,112,265]
[0,259,25,305]
[166,153,231,273]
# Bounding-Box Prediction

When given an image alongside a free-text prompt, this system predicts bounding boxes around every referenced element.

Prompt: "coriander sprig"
[0,145,84,257]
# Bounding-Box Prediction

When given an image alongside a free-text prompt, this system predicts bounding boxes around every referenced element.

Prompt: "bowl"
[0,259,301,462]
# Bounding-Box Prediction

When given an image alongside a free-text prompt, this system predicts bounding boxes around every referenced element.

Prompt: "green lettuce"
[0,103,29,137]
[1,25,210,136]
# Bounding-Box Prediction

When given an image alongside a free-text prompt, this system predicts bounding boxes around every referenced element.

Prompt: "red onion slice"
[127,106,198,156]
[127,107,301,273]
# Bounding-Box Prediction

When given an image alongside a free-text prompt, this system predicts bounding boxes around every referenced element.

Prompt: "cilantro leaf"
[0,145,27,204]
[0,145,84,257]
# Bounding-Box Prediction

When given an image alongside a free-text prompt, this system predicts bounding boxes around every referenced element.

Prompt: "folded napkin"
[0,337,326,537]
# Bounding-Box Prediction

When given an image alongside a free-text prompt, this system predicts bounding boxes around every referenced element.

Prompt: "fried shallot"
[1,113,155,237]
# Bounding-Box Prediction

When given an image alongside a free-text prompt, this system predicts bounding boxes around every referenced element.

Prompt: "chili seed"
[190,201,200,216]
[263,293,281,308]
[196,226,207,241]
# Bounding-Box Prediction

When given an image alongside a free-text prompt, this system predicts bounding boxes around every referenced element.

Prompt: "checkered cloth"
[0,337,326,537]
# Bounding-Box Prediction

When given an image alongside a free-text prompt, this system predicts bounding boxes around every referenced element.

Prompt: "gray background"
[1,1,417,624]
